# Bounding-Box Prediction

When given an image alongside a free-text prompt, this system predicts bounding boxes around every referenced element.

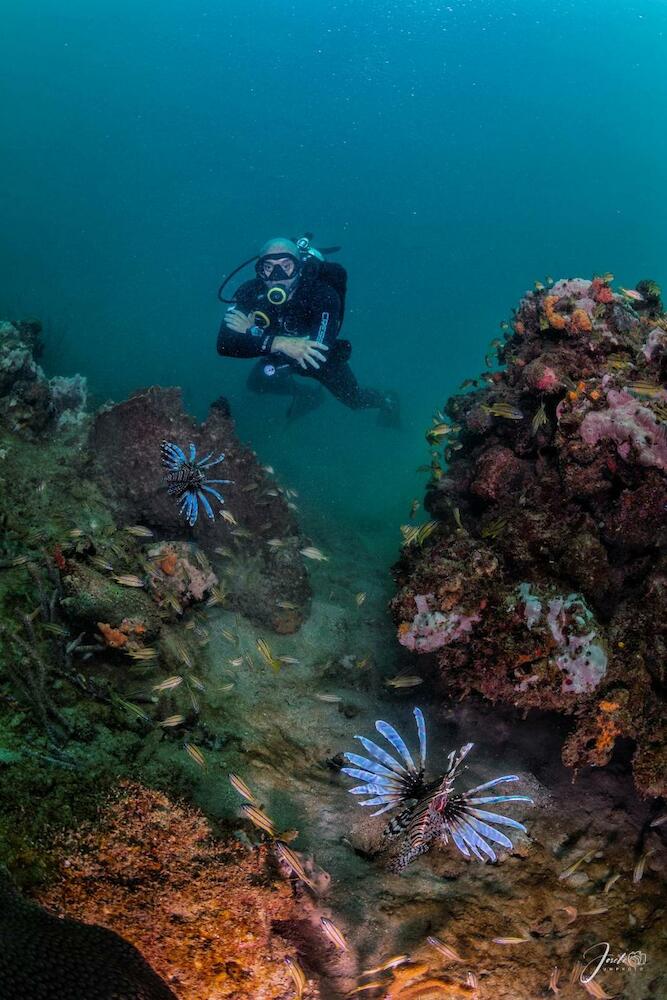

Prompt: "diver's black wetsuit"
[216,260,384,411]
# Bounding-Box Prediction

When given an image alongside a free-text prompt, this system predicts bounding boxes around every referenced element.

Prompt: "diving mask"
[257,254,300,282]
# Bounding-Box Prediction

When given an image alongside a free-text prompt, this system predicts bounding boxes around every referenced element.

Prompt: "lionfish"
[341,708,532,872]
[161,441,232,526]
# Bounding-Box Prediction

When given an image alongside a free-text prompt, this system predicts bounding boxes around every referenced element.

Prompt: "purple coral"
[580,389,667,472]
[546,596,607,694]
[399,596,480,653]
[642,326,667,362]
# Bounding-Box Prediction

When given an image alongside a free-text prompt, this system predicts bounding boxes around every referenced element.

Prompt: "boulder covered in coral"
[392,276,667,797]
[61,561,164,639]
[0,319,87,438]
[36,782,320,1000]
[89,386,311,633]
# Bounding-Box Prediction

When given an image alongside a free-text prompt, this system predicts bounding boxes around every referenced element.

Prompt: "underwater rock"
[61,561,162,639]
[0,318,88,438]
[36,782,320,1000]
[470,445,533,503]
[393,276,667,797]
[90,386,311,632]
[0,870,177,1000]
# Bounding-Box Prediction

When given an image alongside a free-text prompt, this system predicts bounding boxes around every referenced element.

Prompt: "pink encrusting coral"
[524,359,562,393]
[534,365,560,392]
[545,595,607,694]
[398,596,481,653]
[642,326,667,362]
[580,389,667,472]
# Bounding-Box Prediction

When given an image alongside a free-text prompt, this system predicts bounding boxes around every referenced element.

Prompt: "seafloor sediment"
[0,294,665,1000]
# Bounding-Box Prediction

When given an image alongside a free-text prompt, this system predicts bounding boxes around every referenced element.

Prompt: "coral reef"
[90,387,311,633]
[37,782,318,1000]
[0,319,87,438]
[392,276,667,797]
[2,305,664,1000]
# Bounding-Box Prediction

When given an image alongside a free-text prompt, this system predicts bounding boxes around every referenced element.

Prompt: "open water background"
[1,0,666,555]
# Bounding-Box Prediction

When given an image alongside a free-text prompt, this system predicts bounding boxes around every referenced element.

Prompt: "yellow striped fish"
[426,936,463,963]
[112,574,145,588]
[229,773,260,805]
[360,954,409,976]
[274,842,317,891]
[285,957,307,998]
[128,647,158,661]
[256,637,281,672]
[299,546,328,561]
[320,916,348,952]
[158,714,185,728]
[242,803,276,837]
[416,520,439,545]
[152,675,183,692]
[124,525,154,538]
[184,742,206,769]
[115,697,150,722]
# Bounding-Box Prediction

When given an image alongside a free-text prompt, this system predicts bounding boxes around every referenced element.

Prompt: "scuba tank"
[295,236,348,326]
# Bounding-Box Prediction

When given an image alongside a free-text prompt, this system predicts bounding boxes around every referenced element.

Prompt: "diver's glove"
[273,336,329,370]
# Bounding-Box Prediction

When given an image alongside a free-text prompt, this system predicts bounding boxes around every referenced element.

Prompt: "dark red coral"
[590,277,614,303]
[470,446,533,504]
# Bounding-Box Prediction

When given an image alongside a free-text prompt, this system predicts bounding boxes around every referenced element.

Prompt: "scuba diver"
[216,236,400,424]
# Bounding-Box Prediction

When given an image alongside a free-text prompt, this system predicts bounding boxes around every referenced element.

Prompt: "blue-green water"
[1,0,666,555]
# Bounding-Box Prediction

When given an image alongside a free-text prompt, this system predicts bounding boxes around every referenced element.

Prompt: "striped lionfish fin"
[375,720,417,773]
[343,754,403,781]
[354,735,409,776]
[464,774,521,796]
[197,491,215,520]
[414,707,427,772]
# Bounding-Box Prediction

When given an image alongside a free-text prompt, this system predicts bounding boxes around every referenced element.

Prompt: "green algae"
[0,424,200,888]
[0,705,196,889]
[60,562,161,635]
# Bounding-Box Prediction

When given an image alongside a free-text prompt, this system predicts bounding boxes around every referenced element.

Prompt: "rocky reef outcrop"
[36,782,320,1000]
[0,319,87,438]
[90,387,311,633]
[392,276,667,798]
[0,313,321,996]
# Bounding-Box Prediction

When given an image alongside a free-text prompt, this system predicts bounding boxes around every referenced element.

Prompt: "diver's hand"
[224,308,253,333]
[273,336,329,370]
